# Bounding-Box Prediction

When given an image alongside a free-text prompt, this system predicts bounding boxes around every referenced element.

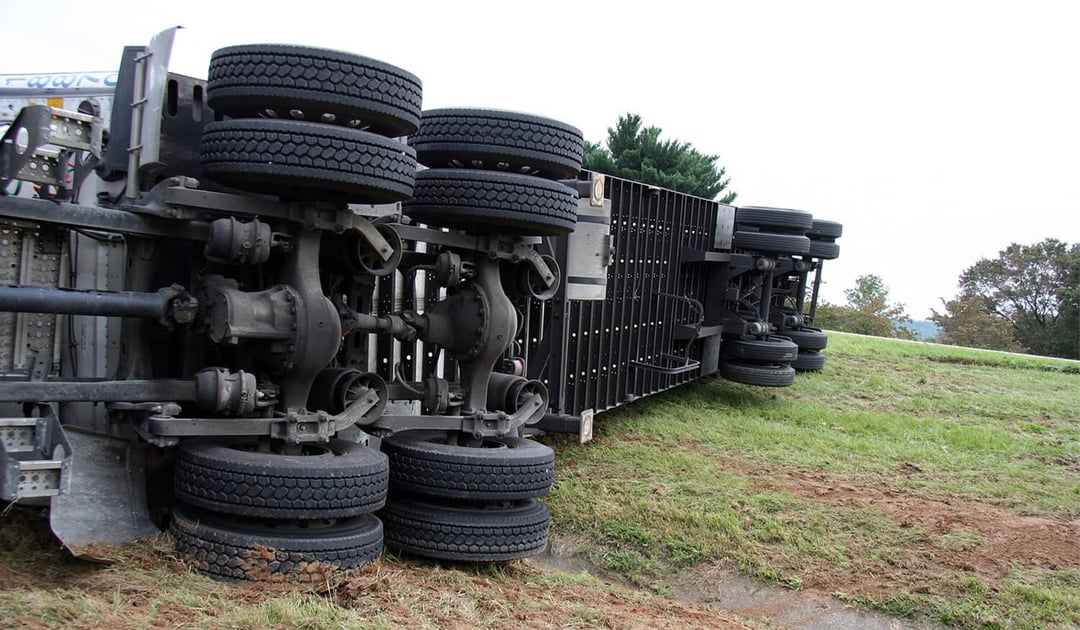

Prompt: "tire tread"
[383,433,555,500]
[207,44,422,136]
[171,505,383,582]
[200,119,416,203]
[380,496,549,562]
[411,108,583,178]
[174,438,389,519]
[404,169,577,236]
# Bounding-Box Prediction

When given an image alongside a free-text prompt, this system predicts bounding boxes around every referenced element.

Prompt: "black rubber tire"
[171,504,383,582]
[732,230,811,255]
[808,219,843,240]
[735,206,813,231]
[718,360,796,387]
[174,438,388,519]
[808,241,840,260]
[200,119,416,203]
[792,350,827,372]
[779,327,828,351]
[380,495,549,562]
[383,431,555,500]
[410,108,584,179]
[207,44,422,137]
[404,169,577,236]
[721,336,799,363]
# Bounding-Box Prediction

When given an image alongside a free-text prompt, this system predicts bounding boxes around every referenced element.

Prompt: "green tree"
[949,238,1079,358]
[1047,257,1079,359]
[930,296,1024,352]
[814,274,915,339]
[583,114,736,202]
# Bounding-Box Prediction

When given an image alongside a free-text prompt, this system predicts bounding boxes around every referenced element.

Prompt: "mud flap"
[49,427,159,557]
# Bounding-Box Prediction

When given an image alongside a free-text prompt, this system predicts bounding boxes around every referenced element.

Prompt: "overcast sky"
[2,0,1077,319]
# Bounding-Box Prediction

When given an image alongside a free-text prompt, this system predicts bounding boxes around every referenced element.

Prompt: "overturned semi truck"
[0,29,841,580]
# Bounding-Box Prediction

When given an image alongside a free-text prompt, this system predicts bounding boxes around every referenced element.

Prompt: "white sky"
[2,0,1078,319]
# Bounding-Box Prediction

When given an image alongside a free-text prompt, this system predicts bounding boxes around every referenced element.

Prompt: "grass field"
[0,333,1077,628]
[547,333,1080,628]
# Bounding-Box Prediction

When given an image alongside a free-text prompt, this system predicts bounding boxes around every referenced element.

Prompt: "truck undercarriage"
[0,29,841,580]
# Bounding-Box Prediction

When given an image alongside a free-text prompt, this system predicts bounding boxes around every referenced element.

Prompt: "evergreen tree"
[583,114,736,202]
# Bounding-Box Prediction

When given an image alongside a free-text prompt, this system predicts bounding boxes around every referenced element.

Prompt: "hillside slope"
[546,333,1079,628]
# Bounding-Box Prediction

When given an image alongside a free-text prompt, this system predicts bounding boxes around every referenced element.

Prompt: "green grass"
[545,332,1080,628]
[847,569,1080,629]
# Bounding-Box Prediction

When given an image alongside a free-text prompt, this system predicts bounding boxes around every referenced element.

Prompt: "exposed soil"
[536,531,933,630]
[329,559,754,630]
[715,458,1080,599]
[923,354,1080,374]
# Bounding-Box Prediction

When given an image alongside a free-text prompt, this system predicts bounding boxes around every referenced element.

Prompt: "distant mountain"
[897,320,941,341]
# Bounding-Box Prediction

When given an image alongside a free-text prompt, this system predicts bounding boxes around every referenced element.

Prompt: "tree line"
[815,239,1078,360]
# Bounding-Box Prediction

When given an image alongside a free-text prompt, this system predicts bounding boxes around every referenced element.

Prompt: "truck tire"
[732,230,811,255]
[380,495,549,562]
[808,241,840,260]
[174,438,388,519]
[171,504,383,582]
[404,169,577,236]
[718,360,796,387]
[808,219,843,240]
[792,350,826,371]
[735,206,813,231]
[779,327,828,351]
[383,431,555,500]
[721,336,799,363]
[200,119,416,203]
[410,108,584,179]
[207,44,422,137]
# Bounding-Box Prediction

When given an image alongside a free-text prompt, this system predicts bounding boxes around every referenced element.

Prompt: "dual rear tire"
[200,44,421,204]
[171,437,389,581]
[379,431,556,562]
[718,336,798,387]
[403,109,584,237]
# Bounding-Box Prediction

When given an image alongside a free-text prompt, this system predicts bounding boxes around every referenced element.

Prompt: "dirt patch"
[535,535,935,630]
[717,458,1080,598]
[923,355,1080,374]
[676,564,936,630]
[329,558,754,629]
[228,544,343,584]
